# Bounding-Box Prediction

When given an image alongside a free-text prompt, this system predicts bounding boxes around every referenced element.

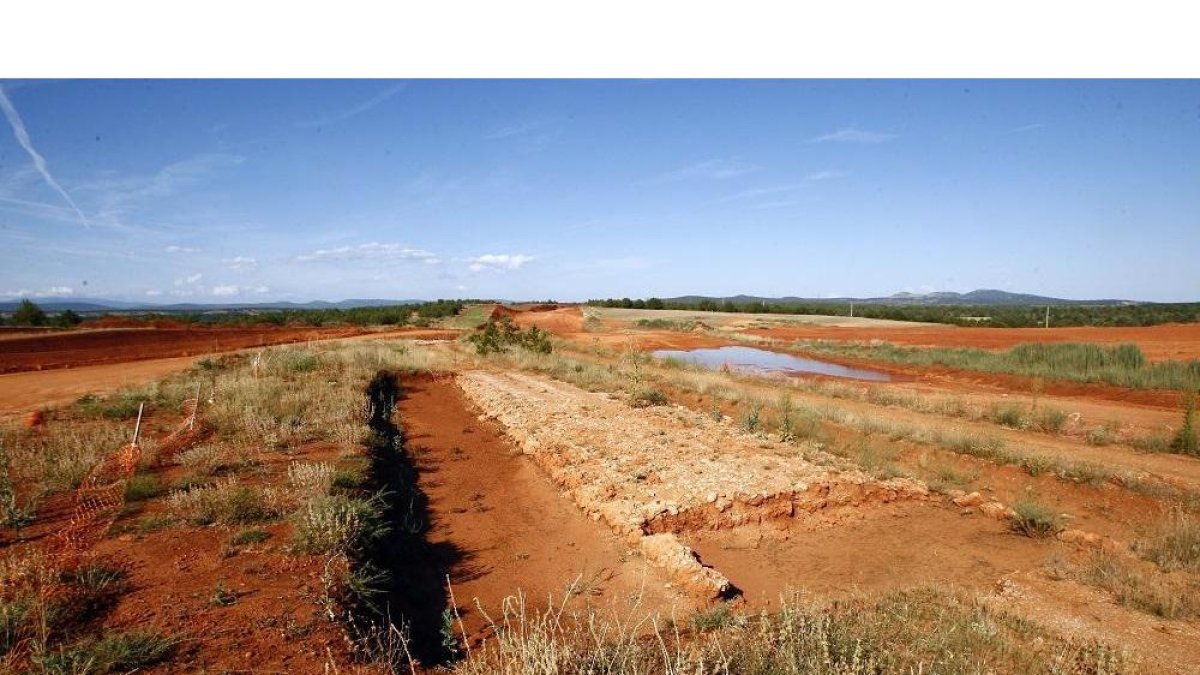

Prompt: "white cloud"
[250,285,270,294]
[224,256,257,270]
[0,85,90,227]
[295,242,438,264]
[805,169,850,181]
[484,117,562,149]
[714,183,806,203]
[174,273,203,286]
[808,128,897,143]
[211,285,239,296]
[145,290,163,296]
[76,152,245,231]
[468,253,534,272]
[1,286,74,298]
[165,245,200,254]
[657,158,756,182]
[1011,123,1045,133]
[294,83,406,129]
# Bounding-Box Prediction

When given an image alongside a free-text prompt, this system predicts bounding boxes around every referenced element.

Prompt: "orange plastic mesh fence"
[39,397,201,585]
[0,395,204,668]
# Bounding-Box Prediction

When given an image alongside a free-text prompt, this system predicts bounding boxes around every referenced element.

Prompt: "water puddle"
[652,345,891,382]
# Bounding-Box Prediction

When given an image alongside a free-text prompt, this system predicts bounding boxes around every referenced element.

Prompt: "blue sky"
[1,79,1197,303]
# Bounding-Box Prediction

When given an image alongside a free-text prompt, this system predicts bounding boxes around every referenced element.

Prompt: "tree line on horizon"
[0,298,470,328]
[585,297,1200,328]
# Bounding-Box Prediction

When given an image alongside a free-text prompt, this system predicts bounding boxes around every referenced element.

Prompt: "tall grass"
[453,586,1128,674]
[796,340,1200,392]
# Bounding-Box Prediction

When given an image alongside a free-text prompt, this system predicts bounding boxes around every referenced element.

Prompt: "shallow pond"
[652,345,891,382]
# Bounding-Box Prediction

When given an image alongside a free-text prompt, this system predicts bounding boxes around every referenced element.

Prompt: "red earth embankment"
[0,325,457,374]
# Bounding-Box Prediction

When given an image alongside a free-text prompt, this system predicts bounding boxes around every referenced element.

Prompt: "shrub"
[77,391,145,420]
[1010,497,1061,537]
[287,461,335,496]
[166,478,281,526]
[691,604,736,631]
[36,631,175,674]
[467,318,554,355]
[123,474,162,501]
[231,528,271,546]
[291,494,385,555]
[742,404,762,433]
[1137,509,1200,572]
[629,388,668,408]
[1032,407,1069,433]
[1081,551,1200,619]
[1171,394,1198,455]
[992,404,1027,429]
[61,562,129,620]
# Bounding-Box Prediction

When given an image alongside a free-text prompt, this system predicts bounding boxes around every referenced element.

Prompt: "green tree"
[56,309,83,327]
[11,299,46,326]
[1172,393,1198,455]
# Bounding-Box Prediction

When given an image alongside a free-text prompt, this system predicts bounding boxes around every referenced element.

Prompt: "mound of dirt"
[456,371,927,599]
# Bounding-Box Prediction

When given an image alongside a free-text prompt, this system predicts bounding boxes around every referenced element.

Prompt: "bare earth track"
[396,374,683,644]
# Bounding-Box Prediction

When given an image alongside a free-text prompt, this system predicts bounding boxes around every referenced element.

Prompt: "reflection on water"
[652,345,891,382]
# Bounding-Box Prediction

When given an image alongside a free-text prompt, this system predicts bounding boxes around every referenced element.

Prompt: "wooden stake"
[132,402,144,446]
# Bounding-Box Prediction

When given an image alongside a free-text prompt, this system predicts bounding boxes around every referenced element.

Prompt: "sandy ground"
[0,357,200,421]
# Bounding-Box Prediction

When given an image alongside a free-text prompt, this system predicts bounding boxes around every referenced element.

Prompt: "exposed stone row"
[456,370,928,600]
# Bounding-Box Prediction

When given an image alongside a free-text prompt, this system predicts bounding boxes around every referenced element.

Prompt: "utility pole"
[1045,305,1050,329]
[850,302,854,318]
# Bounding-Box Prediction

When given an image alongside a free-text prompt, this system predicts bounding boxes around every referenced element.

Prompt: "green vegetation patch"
[798,340,1200,392]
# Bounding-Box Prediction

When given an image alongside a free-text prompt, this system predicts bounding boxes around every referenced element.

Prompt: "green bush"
[1171,395,1198,455]
[629,388,668,408]
[291,494,386,555]
[1010,498,1062,537]
[467,318,554,356]
[36,631,175,674]
[11,299,46,327]
[123,475,162,501]
[231,528,271,546]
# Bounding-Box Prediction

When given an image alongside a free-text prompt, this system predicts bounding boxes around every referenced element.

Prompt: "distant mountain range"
[0,298,425,313]
[665,289,1141,307]
[0,289,1162,314]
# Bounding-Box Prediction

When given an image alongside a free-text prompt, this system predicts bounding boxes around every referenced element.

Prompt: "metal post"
[1045,305,1050,329]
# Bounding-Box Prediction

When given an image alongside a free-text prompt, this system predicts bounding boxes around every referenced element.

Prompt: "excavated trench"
[355,372,678,663]
[357,371,461,665]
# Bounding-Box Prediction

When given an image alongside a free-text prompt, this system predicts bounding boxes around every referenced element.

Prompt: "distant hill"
[0,298,426,313]
[665,289,1138,307]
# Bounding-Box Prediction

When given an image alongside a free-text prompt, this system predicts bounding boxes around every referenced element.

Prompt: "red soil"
[0,325,456,374]
[685,501,1048,605]
[745,322,1200,362]
[502,305,586,334]
[396,374,681,645]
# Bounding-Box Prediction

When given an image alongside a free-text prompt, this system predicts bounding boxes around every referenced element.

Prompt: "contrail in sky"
[0,84,90,227]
